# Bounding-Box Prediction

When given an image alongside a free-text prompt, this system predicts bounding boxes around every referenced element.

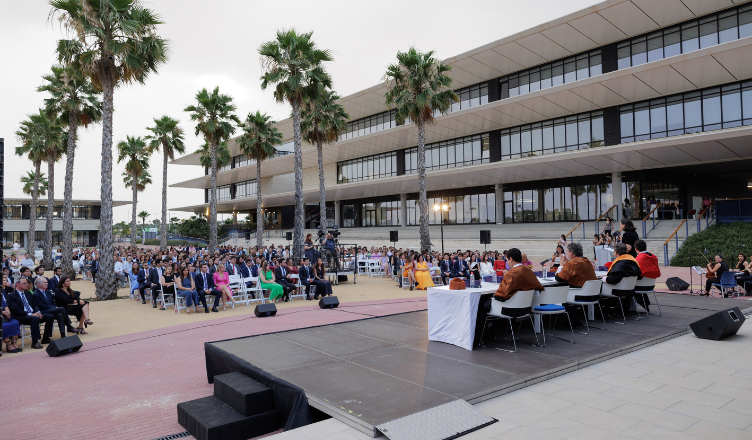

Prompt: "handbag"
[449,277,466,290]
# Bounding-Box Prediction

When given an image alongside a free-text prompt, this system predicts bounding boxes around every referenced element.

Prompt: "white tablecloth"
[594,247,615,264]
[427,285,496,350]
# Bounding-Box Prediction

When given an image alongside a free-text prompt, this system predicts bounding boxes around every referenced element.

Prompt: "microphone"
[539,258,551,266]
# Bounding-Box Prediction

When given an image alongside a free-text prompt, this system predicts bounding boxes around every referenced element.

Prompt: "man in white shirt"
[113,259,128,287]
[20,253,35,267]
[13,241,21,251]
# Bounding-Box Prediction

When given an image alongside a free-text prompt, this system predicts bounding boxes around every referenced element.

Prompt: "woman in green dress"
[259,261,284,302]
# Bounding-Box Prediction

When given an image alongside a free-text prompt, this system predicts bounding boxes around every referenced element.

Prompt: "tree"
[301,89,349,235]
[145,116,184,250]
[41,117,67,268]
[383,48,458,253]
[39,64,102,278]
[138,211,150,245]
[21,171,48,197]
[52,0,168,300]
[184,87,239,253]
[15,117,45,252]
[259,29,332,258]
[196,140,231,170]
[117,136,150,247]
[238,111,283,249]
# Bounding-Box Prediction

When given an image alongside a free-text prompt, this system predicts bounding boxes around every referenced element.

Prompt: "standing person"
[703,254,730,297]
[313,258,333,297]
[212,264,235,310]
[304,234,316,262]
[258,261,284,302]
[177,266,203,313]
[619,218,639,258]
[54,276,91,333]
[603,217,613,237]
[623,197,632,219]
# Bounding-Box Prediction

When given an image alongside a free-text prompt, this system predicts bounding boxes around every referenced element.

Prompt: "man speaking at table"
[477,248,543,345]
[555,242,597,326]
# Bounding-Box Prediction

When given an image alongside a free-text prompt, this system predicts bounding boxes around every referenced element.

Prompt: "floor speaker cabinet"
[480,230,491,245]
[319,296,339,309]
[254,303,277,317]
[390,231,398,242]
[666,277,690,291]
[285,231,292,241]
[690,307,746,341]
[46,335,83,357]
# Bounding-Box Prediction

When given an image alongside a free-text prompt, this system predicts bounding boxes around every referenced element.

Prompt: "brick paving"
[0,298,426,440]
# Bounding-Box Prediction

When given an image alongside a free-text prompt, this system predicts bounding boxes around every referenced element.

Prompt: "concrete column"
[495,184,504,224]
[232,211,238,224]
[334,200,341,228]
[611,172,622,220]
[400,193,407,227]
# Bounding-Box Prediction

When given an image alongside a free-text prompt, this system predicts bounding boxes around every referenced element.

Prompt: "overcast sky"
[2,0,602,224]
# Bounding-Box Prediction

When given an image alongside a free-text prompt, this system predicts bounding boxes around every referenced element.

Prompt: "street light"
[433,203,450,255]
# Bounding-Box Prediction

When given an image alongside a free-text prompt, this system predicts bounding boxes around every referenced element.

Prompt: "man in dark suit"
[49,267,63,291]
[298,258,314,300]
[440,253,453,285]
[90,256,99,283]
[147,259,164,308]
[226,256,239,277]
[32,277,78,338]
[7,278,54,348]
[196,263,220,313]
[250,257,261,278]
[273,258,295,301]
[136,265,150,304]
[454,253,470,279]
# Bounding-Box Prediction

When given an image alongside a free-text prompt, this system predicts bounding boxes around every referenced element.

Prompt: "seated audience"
[258,261,284,302]
[212,264,235,309]
[177,266,204,313]
[634,240,660,311]
[33,277,79,338]
[313,258,333,297]
[601,243,642,314]
[555,243,597,326]
[402,254,416,290]
[273,258,295,301]
[7,277,54,348]
[2,280,22,353]
[703,254,730,297]
[414,255,434,290]
[196,263,221,312]
[20,253,35,267]
[298,258,314,300]
[55,276,91,333]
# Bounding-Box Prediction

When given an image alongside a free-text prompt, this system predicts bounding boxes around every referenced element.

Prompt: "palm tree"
[301,89,349,235]
[21,171,48,197]
[52,0,168,300]
[145,116,184,250]
[383,48,458,253]
[259,29,333,257]
[117,136,150,247]
[238,111,283,249]
[41,118,67,267]
[138,210,150,245]
[39,64,102,278]
[15,118,45,252]
[196,140,231,170]
[123,172,152,243]
[184,87,239,254]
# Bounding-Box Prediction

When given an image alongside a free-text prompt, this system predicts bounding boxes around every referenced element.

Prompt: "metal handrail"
[595,205,618,223]
[594,205,617,237]
[641,202,663,238]
[663,219,688,246]
[565,221,586,239]
[641,202,663,221]
[663,219,689,266]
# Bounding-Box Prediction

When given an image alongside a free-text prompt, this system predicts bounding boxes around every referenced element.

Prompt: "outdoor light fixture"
[434,203,450,254]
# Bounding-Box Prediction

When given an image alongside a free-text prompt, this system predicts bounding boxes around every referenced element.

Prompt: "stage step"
[177,396,278,440]
[213,372,274,417]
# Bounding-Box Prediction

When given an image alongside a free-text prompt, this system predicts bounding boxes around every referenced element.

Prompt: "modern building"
[2,198,131,249]
[171,0,752,231]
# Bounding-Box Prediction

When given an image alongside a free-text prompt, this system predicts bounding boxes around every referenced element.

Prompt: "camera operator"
[322,231,340,270]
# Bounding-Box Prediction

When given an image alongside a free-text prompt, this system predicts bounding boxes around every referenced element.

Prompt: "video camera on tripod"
[317,225,341,242]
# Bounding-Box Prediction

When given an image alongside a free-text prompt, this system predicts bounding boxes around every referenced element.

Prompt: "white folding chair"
[600,276,638,324]
[533,286,574,346]
[246,276,268,303]
[227,275,243,307]
[480,290,539,353]
[635,277,661,316]
[566,279,607,334]
[174,287,188,313]
[241,276,259,304]
[429,266,443,285]
[289,274,306,301]
[158,283,174,309]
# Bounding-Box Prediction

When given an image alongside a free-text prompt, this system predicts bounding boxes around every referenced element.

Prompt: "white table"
[427,285,497,350]
[594,246,615,264]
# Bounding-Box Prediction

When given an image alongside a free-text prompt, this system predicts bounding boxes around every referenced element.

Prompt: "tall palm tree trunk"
[417,122,430,254]
[97,77,116,300]
[142,219,146,245]
[43,158,55,268]
[317,140,327,236]
[292,102,304,259]
[160,148,168,250]
[131,172,138,247]
[256,159,264,249]
[28,162,41,254]
[208,141,218,253]
[61,112,78,278]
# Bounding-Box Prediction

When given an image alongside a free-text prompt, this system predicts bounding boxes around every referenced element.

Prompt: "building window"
[340,109,398,141]
[617,4,752,69]
[360,201,401,227]
[72,206,90,219]
[504,183,614,223]
[233,155,251,169]
[35,205,64,219]
[406,191,495,225]
[620,80,752,143]
[500,50,602,99]
[234,180,258,199]
[450,83,489,113]
[500,111,603,160]
[405,133,491,174]
[218,184,232,201]
[337,152,398,183]
[3,205,23,219]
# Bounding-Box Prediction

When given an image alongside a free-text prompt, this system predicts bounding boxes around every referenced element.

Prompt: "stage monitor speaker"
[245,232,251,240]
[254,303,277,317]
[46,335,83,357]
[285,231,292,241]
[390,231,398,242]
[319,296,339,309]
[480,230,491,245]
[666,277,690,291]
[690,307,745,341]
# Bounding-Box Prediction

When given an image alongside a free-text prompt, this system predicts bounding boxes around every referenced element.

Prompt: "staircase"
[177,372,279,440]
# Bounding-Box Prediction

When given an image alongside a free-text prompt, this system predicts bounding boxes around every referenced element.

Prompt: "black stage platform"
[205,293,751,437]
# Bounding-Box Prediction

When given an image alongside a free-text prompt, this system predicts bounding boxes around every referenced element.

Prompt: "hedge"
[670,222,752,267]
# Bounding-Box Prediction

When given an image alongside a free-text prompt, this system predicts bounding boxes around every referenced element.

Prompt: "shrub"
[670,222,752,267]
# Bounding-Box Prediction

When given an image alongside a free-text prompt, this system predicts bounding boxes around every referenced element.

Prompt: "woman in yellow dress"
[414,254,435,290]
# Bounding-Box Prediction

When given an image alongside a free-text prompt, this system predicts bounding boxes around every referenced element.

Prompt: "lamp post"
[433,203,449,255]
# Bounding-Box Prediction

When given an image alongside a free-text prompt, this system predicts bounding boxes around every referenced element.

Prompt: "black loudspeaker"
[690,307,745,340]
[390,231,398,242]
[666,277,690,291]
[319,296,339,309]
[245,232,251,240]
[285,231,292,241]
[480,230,491,245]
[254,303,277,317]
[46,335,83,357]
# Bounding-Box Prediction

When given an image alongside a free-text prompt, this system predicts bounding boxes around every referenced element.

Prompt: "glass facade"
[405,133,490,174]
[218,184,232,201]
[504,183,613,223]
[501,50,601,99]
[617,4,752,69]
[337,152,398,183]
[234,180,258,199]
[620,80,752,142]
[340,109,398,141]
[500,111,604,159]
[3,205,23,219]
[450,83,489,112]
[406,192,496,225]
[361,201,401,227]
